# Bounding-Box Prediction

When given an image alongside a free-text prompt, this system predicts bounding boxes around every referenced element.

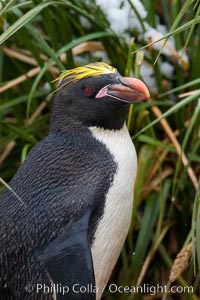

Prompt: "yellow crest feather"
[54,62,117,87]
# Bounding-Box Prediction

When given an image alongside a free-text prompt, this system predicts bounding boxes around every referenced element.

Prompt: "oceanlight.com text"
[24,283,193,296]
[108,283,193,295]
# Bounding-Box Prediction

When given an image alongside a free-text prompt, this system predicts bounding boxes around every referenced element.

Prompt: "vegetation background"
[0,0,200,299]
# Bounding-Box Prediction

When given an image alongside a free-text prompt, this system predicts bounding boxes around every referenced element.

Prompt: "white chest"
[89,124,137,299]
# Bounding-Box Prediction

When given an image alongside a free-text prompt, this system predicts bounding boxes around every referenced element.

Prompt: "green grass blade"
[0,0,62,45]
[0,0,17,17]
[133,15,200,54]
[133,91,200,138]
[128,194,159,280]
[172,99,200,197]
[154,0,193,64]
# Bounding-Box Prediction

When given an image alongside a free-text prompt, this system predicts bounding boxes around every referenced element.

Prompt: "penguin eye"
[84,87,94,96]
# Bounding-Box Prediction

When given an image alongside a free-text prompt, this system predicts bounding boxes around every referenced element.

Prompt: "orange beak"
[96,77,150,103]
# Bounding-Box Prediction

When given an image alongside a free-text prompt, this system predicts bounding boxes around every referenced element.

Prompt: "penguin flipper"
[40,211,95,300]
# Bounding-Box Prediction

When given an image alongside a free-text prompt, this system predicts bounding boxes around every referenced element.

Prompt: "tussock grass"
[0,0,200,299]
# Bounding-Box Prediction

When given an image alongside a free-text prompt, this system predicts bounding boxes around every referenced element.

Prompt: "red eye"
[85,87,94,96]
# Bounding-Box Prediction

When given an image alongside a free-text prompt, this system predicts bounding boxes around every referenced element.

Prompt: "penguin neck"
[50,105,129,133]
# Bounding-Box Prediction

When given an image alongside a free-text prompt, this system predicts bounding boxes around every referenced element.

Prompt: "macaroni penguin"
[0,62,149,300]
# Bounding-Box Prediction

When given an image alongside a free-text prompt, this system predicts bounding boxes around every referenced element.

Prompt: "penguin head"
[51,63,150,131]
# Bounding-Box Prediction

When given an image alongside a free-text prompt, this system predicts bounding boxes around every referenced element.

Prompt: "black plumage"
[0,129,116,299]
